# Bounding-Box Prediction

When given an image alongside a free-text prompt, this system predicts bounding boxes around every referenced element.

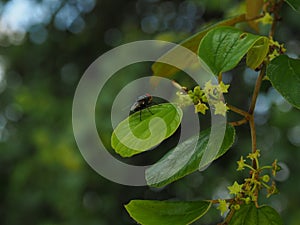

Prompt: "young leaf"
[125,200,211,225]
[246,37,269,69]
[198,26,268,75]
[285,0,300,12]
[152,14,246,78]
[266,55,300,109]
[111,103,183,157]
[229,203,283,225]
[146,125,235,187]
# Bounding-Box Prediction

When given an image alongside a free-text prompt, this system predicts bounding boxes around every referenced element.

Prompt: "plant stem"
[223,209,235,225]
[218,73,223,83]
[229,118,248,127]
[228,104,250,118]
[245,14,265,22]
[260,165,273,170]
[210,198,234,204]
[249,66,266,114]
[249,117,257,155]
[248,65,266,169]
[244,163,256,171]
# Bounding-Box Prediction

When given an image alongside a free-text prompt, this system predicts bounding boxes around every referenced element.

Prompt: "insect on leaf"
[111,103,183,157]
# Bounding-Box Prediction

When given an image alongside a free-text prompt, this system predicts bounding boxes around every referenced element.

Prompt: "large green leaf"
[146,125,235,187]
[111,103,183,157]
[285,0,300,12]
[152,14,246,78]
[198,26,269,75]
[125,200,211,225]
[229,203,283,225]
[266,55,300,109]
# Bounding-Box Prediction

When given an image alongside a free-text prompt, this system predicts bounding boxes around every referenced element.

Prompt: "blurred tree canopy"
[0,0,299,224]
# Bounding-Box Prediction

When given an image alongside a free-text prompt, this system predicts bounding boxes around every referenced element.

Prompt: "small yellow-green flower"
[219,81,230,93]
[233,204,241,210]
[195,102,208,114]
[244,197,251,204]
[214,101,228,116]
[269,37,280,48]
[228,181,243,195]
[204,80,217,97]
[260,12,273,25]
[237,156,246,171]
[201,94,208,102]
[262,174,270,183]
[204,80,214,91]
[193,86,202,96]
[269,49,279,61]
[247,149,260,160]
[217,199,228,216]
[268,37,286,61]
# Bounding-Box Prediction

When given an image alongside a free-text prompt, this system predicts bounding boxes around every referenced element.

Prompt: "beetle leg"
[147,107,153,115]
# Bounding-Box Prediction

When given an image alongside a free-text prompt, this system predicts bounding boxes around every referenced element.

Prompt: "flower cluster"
[224,150,281,210]
[216,150,281,215]
[175,90,193,107]
[268,37,286,61]
[186,80,230,116]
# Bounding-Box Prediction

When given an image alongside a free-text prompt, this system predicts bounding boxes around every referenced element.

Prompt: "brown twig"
[218,73,223,83]
[248,66,266,114]
[223,209,236,225]
[248,65,266,169]
[229,118,248,127]
[250,118,256,153]
[227,104,251,118]
[245,14,265,22]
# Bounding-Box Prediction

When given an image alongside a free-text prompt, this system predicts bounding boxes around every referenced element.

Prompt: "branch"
[249,116,257,155]
[218,73,223,83]
[229,118,248,127]
[248,66,266,114]
[248,66,266,169]
[228,104,251,118]
[209,198,234,204]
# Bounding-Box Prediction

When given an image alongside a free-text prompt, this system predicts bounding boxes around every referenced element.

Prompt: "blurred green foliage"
[0,0,299,224]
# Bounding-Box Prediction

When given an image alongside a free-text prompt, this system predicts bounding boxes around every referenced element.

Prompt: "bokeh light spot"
[29,25,48,44]
[287,125,300,147]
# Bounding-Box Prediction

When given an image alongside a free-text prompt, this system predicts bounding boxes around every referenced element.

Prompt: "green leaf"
[146,125,235,187]
[125,200,211,225]
[111,103,183,157]
[229,203,283,225]
[198,26,269,75]
[266,55,300,109]
[285,0,300,12]
[246,37,269,69]
[152,14,246,78]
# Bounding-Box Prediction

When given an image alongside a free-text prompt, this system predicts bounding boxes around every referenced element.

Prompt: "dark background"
[0,0,299,224]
